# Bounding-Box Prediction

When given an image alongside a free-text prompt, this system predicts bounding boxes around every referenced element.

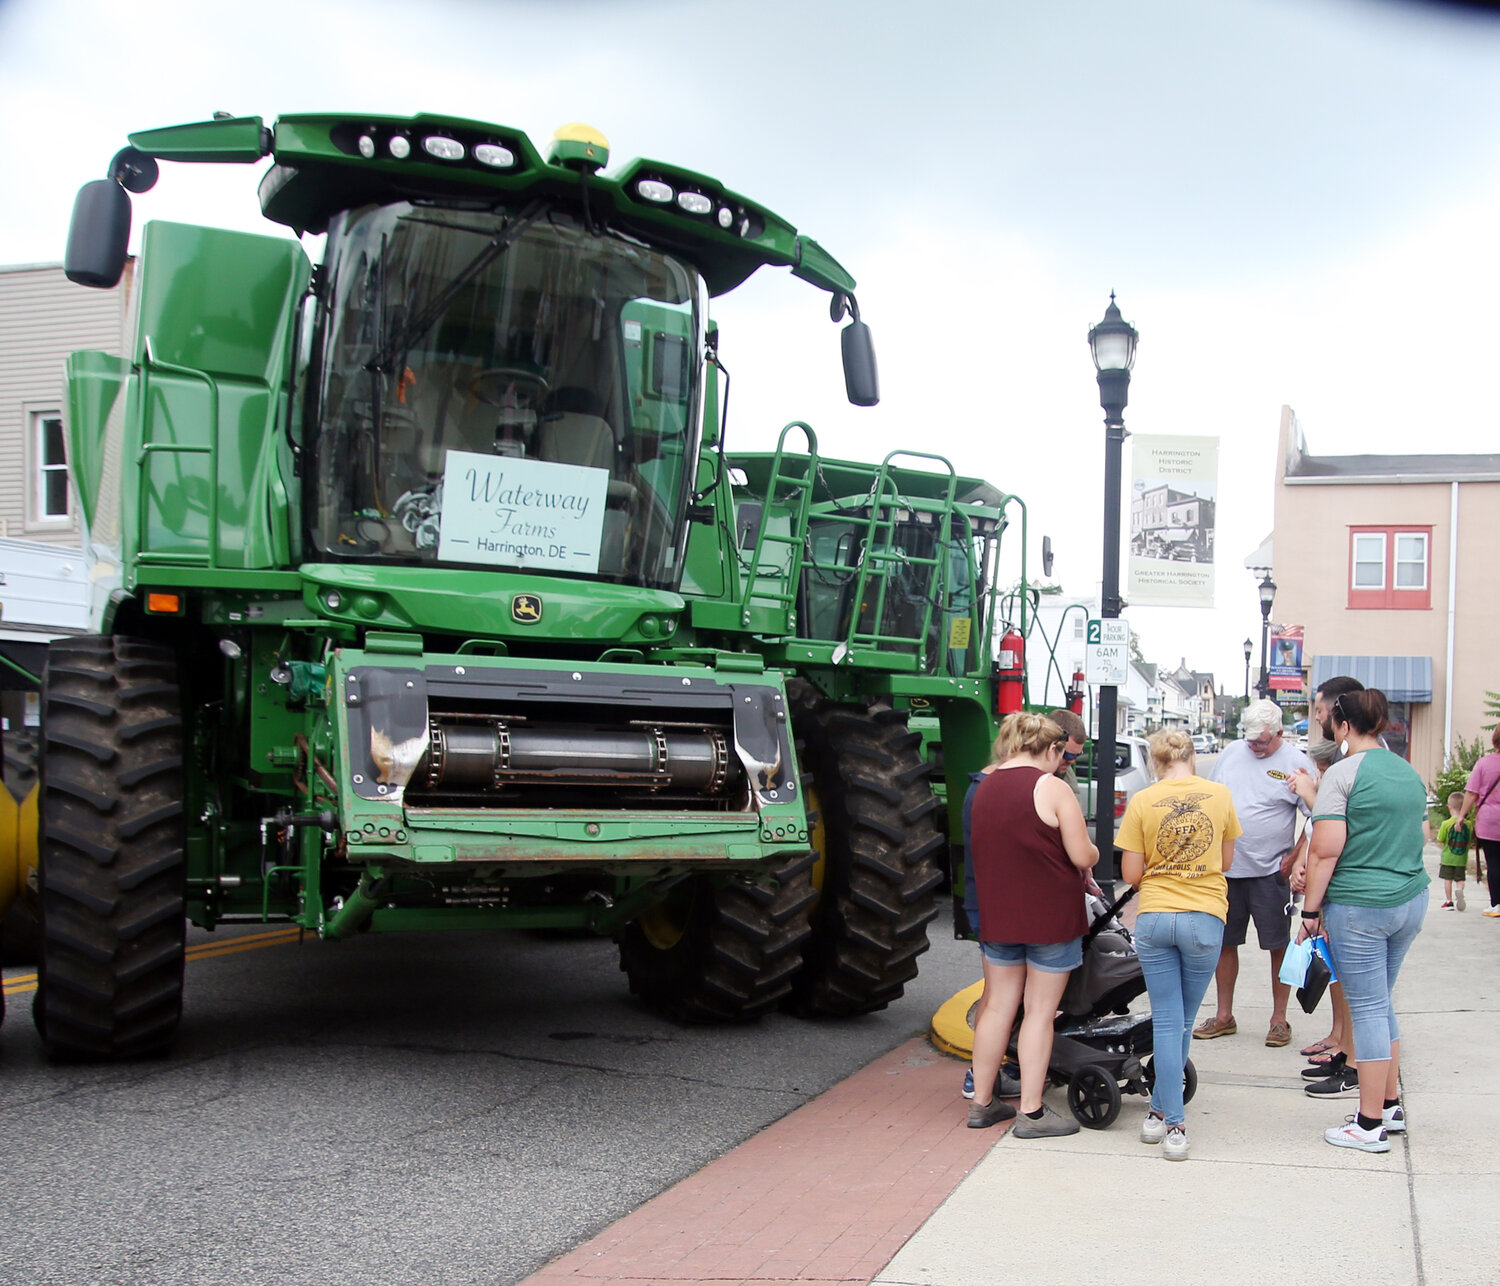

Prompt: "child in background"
[1437,792,1472,911]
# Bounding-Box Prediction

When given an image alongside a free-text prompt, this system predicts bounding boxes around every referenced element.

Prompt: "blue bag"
[1278,938,1313,987]
[1310,933,1337,983]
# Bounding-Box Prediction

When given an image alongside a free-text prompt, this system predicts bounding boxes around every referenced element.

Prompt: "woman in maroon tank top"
[967,713,1100,1137]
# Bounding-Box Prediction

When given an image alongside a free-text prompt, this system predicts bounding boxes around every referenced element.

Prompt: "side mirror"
[841,320,879,407]
[1042,535,1055,578]
[64,180,131,289]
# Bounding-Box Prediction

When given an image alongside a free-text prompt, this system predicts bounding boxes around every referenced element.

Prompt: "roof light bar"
[422,135,464,161]
[474,142,515,168]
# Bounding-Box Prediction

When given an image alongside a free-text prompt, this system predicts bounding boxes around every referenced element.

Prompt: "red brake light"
[1114,790,1127,819]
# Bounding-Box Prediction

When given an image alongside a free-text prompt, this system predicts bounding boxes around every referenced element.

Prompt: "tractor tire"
[784,686,944,1017]
[2,726,41,965]
[618,853,817,1024]
[34,636,187,1061]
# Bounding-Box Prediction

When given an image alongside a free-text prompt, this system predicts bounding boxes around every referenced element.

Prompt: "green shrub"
[1430,732,1487,821]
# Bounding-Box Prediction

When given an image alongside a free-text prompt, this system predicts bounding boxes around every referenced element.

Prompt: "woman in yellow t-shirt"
[1117,730,1241,1162]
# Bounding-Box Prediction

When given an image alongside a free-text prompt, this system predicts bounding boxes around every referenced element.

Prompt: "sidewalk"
[877,848,1499,1286]
[521,849,1498,1285]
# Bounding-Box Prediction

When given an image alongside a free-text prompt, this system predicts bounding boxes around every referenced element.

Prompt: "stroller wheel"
[1142,1055,1198,1105]
[1067,1064,1122,1129]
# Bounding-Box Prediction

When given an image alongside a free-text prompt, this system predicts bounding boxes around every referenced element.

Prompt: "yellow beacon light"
[547,123,609,171]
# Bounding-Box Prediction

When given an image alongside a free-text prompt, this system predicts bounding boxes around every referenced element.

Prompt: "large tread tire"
[618,853,817,1023]
[785,685,944,1017]
[35,636,186,1061]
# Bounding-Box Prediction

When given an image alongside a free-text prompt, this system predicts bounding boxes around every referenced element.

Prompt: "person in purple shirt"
[1455,725,1500,916]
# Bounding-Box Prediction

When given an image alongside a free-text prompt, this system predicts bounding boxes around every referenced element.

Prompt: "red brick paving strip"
[521,1036,999,1286]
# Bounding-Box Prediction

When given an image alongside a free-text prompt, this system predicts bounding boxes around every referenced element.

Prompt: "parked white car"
[1073,735,1152,829]
[1192,733,1217,755]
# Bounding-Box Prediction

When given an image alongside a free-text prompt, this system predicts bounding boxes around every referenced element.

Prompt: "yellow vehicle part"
[928,978,983,1060]
[0,779,39,917]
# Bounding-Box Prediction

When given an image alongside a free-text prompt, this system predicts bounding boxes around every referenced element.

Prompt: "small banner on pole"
[1269,624,1305,692]
[1127,434,1218,607]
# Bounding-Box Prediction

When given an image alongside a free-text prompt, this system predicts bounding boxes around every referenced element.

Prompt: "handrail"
[840,451,959,668]
[736,421,818,628]
[135,337,220,567]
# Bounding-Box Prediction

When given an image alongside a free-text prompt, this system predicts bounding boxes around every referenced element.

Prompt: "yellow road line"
[2,925,305,996]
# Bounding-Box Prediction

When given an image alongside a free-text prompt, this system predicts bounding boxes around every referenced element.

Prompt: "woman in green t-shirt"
[1301,688,1430,1155]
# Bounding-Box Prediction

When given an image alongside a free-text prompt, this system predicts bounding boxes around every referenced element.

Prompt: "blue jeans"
[1135,911,1225,1126]
[1323,892,1428,1064]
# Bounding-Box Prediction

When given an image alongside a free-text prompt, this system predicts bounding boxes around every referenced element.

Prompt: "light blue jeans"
[1323,891,1428,1064]
[1135,911,1225,1126]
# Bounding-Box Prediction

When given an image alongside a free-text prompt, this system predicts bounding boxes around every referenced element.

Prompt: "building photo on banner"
[1128,434,1217,608]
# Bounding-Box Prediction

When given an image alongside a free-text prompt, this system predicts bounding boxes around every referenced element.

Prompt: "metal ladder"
[736,421,818,630]
[841,451,958,665]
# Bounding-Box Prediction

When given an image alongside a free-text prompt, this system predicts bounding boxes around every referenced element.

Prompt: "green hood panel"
[300,565,685,644]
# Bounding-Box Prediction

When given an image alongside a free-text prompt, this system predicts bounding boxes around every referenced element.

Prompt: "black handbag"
[1297,952,1332,1013]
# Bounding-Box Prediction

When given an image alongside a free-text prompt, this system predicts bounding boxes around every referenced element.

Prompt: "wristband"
[1301,908,1322,919]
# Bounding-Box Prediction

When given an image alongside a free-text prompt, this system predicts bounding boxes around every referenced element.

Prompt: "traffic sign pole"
[1094,418,1127,883]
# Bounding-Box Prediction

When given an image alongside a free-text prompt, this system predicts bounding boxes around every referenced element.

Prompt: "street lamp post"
[1256,573,1276,700]
[1088,293,1137,882]
[1242,637,1253,702]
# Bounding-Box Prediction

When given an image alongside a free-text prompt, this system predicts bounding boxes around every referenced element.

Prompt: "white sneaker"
[1140,1112,1165,1144]
[1325,1117,1391,1153]
[1485,906,1500,918]
[1382,1103,1406,1133]
[1456,887,1466,911]
[1163,1126,1189,1160]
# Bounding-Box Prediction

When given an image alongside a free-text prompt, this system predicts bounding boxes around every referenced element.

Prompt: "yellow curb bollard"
[928,979,984,1060]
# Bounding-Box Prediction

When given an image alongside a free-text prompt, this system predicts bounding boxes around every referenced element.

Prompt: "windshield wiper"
[363,198,550,376]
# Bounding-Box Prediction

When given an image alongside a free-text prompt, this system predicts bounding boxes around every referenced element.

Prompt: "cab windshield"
[309,203,704,588]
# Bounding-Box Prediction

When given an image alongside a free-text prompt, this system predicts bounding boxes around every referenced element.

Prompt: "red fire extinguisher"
[1068,670,1086,717]
[996,628,1025,715]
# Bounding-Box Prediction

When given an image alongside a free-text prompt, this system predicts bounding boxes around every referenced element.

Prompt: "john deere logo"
[512,594,542,624]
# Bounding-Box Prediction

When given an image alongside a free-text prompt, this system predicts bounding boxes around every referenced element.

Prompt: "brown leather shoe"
[1265,1020,1292,1047]
[1192,1015,1237,1039]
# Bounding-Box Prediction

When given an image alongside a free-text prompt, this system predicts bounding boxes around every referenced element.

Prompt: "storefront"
[1308,655,1433,762]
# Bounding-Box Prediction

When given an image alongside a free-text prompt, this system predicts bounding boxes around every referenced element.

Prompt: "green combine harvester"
[24,113,1025,1059]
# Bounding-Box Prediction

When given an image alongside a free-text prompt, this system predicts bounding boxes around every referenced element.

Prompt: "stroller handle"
[1081,882,1138,949]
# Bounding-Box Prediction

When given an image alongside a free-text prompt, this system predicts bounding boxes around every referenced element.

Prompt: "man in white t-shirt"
[1191,699,1312,1048]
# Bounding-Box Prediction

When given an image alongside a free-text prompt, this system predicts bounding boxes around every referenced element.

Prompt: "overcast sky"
[2,0,1496,696]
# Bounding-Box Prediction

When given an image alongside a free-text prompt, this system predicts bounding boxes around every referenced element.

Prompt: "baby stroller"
[1005,885,1198,1129]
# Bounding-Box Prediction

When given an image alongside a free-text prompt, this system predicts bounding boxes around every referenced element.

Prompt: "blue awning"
[1309,655,1433,703]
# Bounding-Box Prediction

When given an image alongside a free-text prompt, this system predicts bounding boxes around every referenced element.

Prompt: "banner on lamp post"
[1127,435,1217,607]
[1269,624,1305,693]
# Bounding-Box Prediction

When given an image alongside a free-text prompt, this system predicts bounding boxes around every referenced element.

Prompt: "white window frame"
[1351,531,1385,590]
[24,406,74,531]
[1394,531,1428,590]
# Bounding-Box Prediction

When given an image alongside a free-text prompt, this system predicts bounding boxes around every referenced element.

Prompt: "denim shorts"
[980,937,1084,973]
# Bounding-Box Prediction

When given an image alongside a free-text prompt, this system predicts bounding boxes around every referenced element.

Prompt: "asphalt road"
[0,917,980,1286]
